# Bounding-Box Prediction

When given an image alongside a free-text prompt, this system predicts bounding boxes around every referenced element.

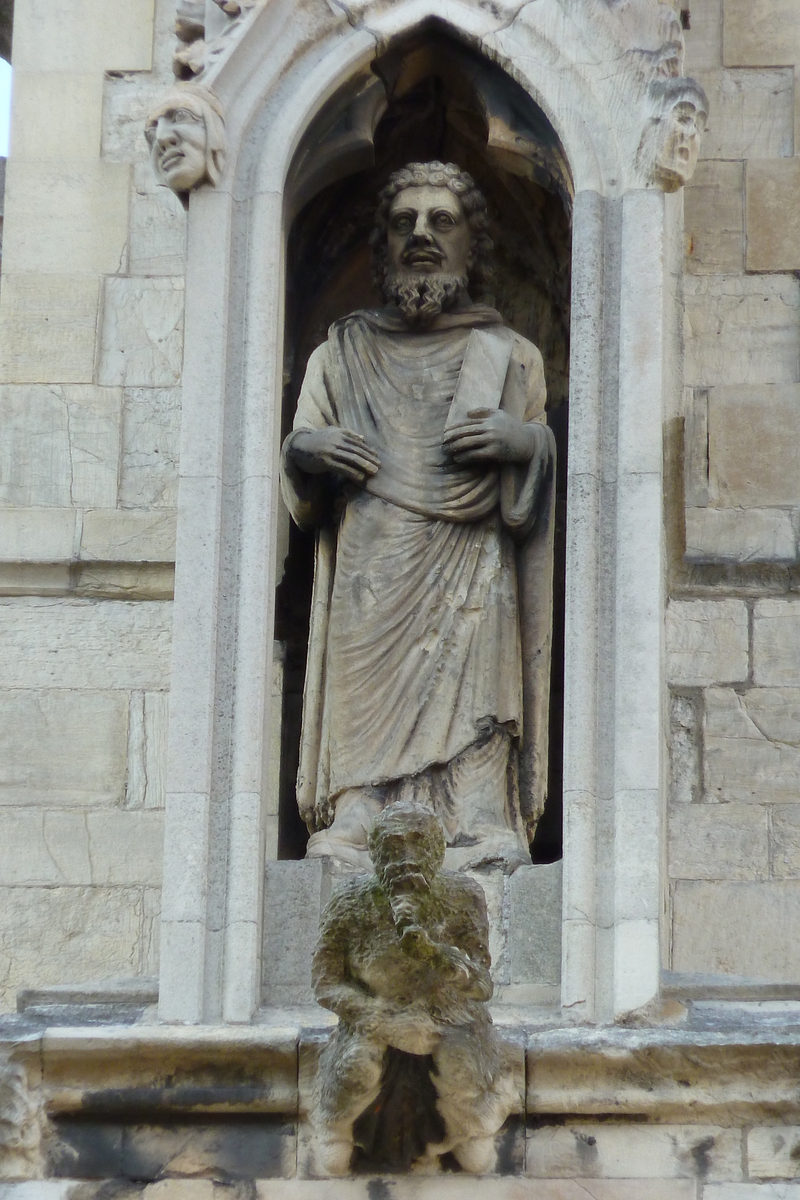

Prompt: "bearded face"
[369,809,445,930]
[383,183,473,325]
[383,272,469,325]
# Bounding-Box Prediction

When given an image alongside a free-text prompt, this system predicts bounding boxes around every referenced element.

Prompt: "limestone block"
[685,509,797,566]
[0,564,71,596]
[102,78,169,163]
[705,687,800,804]
[129,169,188,277]
[672,880,800,980]
[708,385,800,508]
[262,859,331,1007]
[0,599,172,690]
[670,691,701,805]
[509,862,562,985]
[668,803,768,880]
[685,160,743,275]
[126,691,169,809]
[143,1185,215,1200]
[749,1127,800,1179]
[692,69,794,159]
[75,563,175,601]
[12,0,155,73]
[0,273,100,385]
[746,160,800,274]
[723,0,800,66]
[0,510,76,563]
[0,1186,73,1198]
[80,510,177,563]
[1,161,130,276]
[0,809,164,885]
[98,277,185,388]
[249,1182,698,1199]
[120,387,181,508]
[10,71,103,160]
[142,886,161,976]
[685,387,710,508]
[0,385,121,509]
[684,275,800,388]
[526,1123,742,1179]
[707,1187,800,1199]
[0,885,145,1011]
[0,689,128,805]
[684,0,722,70]
[666,599,749,686]
[771,808,800,878]
[754,601,800,687]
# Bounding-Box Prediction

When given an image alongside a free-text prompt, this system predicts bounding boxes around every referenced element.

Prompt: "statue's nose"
[156,117,179,147]
[408,222,435,244]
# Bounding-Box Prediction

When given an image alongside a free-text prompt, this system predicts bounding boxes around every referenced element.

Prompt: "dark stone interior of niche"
[274,38,571,864]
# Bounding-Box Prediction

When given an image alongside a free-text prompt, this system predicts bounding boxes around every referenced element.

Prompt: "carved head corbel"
[636,75,709,191]
[145,85,226,204]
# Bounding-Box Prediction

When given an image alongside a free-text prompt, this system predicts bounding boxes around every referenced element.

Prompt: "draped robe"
[280,305,555,841]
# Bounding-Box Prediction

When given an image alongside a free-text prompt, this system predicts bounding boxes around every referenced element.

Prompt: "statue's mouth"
[161,149,185,171]
[403,249,444,266]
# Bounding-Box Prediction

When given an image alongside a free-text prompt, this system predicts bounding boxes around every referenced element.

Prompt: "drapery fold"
[281,307,555,837]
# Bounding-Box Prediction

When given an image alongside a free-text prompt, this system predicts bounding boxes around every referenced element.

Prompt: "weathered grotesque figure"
[637,76,708,190]
[281,161,556,873]
[312,801,521,1174]
[145,85,225,200]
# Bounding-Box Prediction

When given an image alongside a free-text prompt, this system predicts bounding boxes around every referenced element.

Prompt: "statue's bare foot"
[315,1133,353,1176]
[450,1134,497,1174]
[444,832,530,874]
[306,828,371,870]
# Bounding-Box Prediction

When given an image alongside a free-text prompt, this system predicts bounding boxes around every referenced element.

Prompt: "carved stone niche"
[157,0,704,1030]
[274,33,573,871]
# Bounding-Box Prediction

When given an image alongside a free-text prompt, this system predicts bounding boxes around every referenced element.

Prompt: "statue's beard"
[380,861,431,932]
[384,271,468,326]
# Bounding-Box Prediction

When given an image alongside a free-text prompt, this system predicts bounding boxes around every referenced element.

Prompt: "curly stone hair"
[370,161,494,295]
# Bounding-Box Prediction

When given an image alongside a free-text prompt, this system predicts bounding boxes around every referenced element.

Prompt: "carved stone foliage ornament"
[145,84,226,202]
[311,801,522,1174]
[170,0,706,196]
[281,161,557,874]
[174,0,261,81]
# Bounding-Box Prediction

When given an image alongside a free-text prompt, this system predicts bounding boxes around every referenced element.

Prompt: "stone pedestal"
[261,859,562,1013]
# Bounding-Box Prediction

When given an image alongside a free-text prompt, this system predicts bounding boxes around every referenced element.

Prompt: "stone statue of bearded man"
[280,161,556,873]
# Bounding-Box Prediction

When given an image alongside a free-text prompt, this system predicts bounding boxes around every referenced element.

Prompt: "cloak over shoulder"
[280,306,556,839]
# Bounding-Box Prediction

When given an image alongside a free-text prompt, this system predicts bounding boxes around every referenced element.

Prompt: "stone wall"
[0,0,178,1008]
[3,0,800,1012]
[668,0,800,985]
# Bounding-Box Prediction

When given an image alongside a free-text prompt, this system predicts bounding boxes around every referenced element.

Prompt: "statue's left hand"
[443,409,546,465]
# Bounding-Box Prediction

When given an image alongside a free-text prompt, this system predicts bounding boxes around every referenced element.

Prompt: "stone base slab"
[3,1024,800,1189]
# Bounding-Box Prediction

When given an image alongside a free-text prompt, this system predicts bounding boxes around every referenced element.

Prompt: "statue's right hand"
[289,428,380,484]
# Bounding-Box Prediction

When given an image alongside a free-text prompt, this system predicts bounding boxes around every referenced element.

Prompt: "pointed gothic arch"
[158,0,695,1026]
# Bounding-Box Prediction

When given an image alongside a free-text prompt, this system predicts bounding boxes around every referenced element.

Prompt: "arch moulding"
[157,0,697,1025]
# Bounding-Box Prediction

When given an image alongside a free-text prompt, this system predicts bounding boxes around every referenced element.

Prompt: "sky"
[0,60,11,157]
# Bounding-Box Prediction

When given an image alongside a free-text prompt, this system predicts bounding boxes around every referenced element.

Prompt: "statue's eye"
[433,211,455,229]
[173,108,197,123]
[392,215,413,232]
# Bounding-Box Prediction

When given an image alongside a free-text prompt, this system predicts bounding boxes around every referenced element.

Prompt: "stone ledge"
[0,1181,702,1198]
[526,1028,800,1120]
[0,563,175,600]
